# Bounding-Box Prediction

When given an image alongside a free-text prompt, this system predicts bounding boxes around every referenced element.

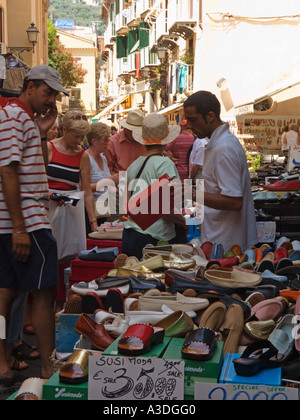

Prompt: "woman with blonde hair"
[47,110,97,310]
[86,122,119,231]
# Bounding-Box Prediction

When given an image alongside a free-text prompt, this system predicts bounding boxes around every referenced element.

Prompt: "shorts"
[0,229,59,292]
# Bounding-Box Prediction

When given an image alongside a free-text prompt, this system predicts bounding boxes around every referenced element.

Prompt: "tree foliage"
[48,20,88,88]
[48,0,105,35]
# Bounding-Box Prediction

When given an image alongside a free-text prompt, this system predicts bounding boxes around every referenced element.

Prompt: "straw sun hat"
[133,113,181,146]
[120,109,144,131]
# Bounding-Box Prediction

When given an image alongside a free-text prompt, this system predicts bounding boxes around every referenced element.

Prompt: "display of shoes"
[17,228,300,400]
[71,277,131,297]
[264,177,300,191]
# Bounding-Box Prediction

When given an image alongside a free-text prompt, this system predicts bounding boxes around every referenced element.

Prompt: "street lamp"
[116,76,123,87]
[8,22,39,54]
[156,43,167,62]
[26,23,40,53]
[116,76,123,94]
[142,66,150,80]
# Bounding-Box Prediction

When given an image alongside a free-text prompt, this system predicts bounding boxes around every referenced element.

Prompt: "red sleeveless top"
[47,142,85,191]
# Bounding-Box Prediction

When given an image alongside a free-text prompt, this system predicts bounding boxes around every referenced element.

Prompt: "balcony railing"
[136,0,154,17]
[185,64,194,93]
[117,57,129,76]
[155,7,168,40]
[140,46,159,68]
[104,21,116,47]
[167,0,197,31]
[116,12,128,34]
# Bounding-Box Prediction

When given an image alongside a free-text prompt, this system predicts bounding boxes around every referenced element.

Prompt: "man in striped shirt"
[0,65,69,390]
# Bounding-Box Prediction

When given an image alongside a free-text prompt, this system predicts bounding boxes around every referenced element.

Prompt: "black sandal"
[233,339,285,377]
[11,341,40,361]
[0,372,27,394]
[181,328,218,361]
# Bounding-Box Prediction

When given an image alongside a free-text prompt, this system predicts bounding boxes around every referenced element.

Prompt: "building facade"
[0,0,49,66]
[57,29,98,115]
[100,0,300,141]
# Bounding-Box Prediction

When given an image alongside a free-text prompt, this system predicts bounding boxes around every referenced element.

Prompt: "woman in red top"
[47,111,97,230]
[47,111,96,310]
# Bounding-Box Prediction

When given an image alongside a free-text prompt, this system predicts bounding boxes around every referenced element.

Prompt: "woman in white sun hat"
[122,113,185,259]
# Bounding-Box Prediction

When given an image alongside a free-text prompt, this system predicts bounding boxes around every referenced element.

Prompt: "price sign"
[88,356,185,400]
[195,382,299,400]
[288,145,300,171]
[256,221,276,243]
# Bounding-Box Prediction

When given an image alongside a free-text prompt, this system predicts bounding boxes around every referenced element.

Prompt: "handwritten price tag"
[88,356,185,400]
[256,222,276,243]
[194,382,299,400]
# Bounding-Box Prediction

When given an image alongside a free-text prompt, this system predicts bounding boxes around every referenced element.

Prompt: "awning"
[94,94,129,120]
[110,106,140,115]
[157,102,184,115]
[235,74,300,116]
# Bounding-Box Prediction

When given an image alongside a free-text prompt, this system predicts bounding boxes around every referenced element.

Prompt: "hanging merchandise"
[179,65,187,94]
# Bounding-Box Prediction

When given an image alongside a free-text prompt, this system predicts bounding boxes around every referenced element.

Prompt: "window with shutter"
[116,35,128,58]
[139,22,150,49]
[128,30,138,54]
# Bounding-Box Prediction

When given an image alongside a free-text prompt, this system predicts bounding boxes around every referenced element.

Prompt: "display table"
[255,201,300,240]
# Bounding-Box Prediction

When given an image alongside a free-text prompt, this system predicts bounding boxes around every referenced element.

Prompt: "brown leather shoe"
[74,313,114,350]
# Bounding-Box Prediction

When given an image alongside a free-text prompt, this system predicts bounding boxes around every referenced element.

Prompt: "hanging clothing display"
[179,65,187,94]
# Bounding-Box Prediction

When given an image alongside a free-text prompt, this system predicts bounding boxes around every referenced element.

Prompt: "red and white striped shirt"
[0,99,51,234]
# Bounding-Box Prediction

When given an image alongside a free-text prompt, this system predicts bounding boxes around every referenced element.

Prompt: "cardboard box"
[162,338,224,378]
[43,371,88,401]
[55,314,94,353]
[184,376,218,396]
[70,258,115,280]
[219,353,281,386]
[127,174,175,231]
[103,336,171,358]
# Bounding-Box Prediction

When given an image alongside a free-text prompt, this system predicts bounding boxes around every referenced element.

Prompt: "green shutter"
[128,30,138,54]
[116,35,128,58]
[139,22,150,49]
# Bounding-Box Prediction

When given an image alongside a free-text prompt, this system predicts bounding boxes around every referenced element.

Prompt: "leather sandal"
[181,328,218,361]
[118,324,165,356]
[233,340,285,377]
[59,349,91,384]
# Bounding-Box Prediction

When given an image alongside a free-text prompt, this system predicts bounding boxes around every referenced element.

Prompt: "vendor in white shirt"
[189,136,208,180]
[184,90,258,254]
[281,123,300,151]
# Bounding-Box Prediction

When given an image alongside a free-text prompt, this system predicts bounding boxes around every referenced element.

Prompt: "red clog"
[206,257,239,269]
[118,323,165,356]
[274,247,288,263]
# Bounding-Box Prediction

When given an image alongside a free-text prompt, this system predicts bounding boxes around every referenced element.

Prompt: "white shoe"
[138,293,209,313]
